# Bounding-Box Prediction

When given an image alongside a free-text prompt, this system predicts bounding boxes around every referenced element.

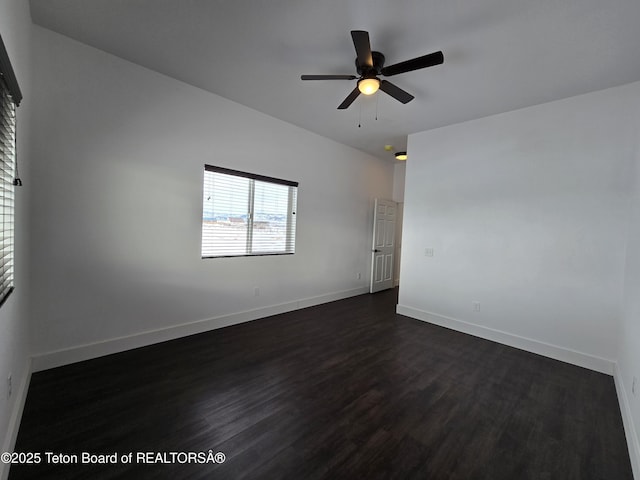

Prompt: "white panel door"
[370,198,397,293]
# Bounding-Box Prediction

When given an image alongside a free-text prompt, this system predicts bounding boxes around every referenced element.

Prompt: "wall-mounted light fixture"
[395,151,407,161]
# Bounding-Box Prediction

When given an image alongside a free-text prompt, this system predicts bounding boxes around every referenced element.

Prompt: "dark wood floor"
[10,289,633,479]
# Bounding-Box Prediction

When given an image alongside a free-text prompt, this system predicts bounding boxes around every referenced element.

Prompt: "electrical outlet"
[633,376,637,396]
[472,301,481,312]
[424,248,434,257]
[253,287,260,297]
[7,374,11,399]
[357,273,362,280]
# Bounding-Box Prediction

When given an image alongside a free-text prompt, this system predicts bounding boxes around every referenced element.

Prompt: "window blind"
[202,165,298,258]
[0,76,16,305]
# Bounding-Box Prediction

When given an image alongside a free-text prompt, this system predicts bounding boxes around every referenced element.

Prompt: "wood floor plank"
[9,289,633,479]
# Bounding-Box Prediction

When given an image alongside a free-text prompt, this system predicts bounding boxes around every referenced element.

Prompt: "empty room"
[1,0,639,478]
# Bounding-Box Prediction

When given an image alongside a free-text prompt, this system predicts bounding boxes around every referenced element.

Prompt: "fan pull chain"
[358,103,362,128]
[375,94,379,120]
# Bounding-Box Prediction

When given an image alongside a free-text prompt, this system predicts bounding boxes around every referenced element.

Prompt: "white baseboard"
[32,287,369,372]
[614,363,640,480]
[0,359,32,480]
[396,304,615,375]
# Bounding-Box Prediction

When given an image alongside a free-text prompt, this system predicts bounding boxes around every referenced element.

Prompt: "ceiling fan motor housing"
[356,51,385,77]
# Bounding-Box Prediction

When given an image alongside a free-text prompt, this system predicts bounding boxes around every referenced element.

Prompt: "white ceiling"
[29,0,640,161]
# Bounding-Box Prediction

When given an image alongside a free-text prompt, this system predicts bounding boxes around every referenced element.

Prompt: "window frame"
[201,164,298,259]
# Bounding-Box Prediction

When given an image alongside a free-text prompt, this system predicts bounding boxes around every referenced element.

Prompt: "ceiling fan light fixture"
[358,77,380,95]
[395,151,407,161]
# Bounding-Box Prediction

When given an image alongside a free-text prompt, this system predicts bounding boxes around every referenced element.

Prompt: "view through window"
[201,165,298,258]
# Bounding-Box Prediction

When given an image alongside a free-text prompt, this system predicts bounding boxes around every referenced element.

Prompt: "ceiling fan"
[301,30,444,109]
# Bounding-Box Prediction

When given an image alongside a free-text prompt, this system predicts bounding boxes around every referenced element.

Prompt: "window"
[0,35,22,307]
[202,165,298,258]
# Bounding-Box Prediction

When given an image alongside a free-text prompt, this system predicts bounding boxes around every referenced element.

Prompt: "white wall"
[399,82,640,372]
[392,162,406,203]
[0,0,33,475]
[619,122,640,477]
[29,26,393,366]
[392,162,406,285]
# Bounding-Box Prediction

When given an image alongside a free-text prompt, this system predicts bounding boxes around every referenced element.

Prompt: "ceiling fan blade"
[337,86,361,109]
[351,30,373,68]
[379,80,414,104]
[301,75,358,80]
[381,51,444,77]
